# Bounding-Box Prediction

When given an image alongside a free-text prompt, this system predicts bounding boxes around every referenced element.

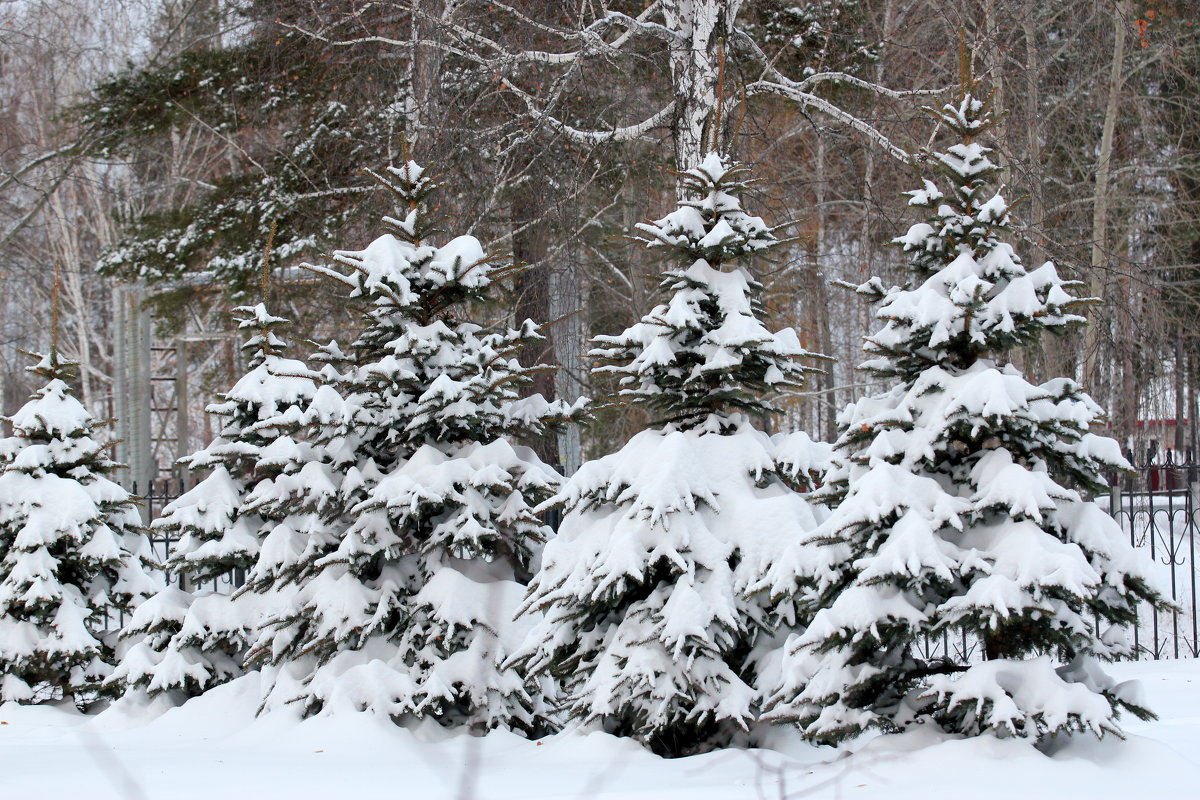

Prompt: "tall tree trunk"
[551,236,584,474]
[813,135,836,442]
[661,0,740,174]
[1020,3,1061,383]
[510,155,559,467]
[980,0,1009,189]
[403,0,445,153]
[1085,1,1129,387]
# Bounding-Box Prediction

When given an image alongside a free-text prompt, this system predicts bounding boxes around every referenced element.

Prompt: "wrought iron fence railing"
[133,480,244,593]
[1109,453,1200,660]
[128,453,1200,662]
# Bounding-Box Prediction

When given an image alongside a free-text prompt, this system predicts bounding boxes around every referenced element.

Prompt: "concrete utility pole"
[175,336,189,474]
[111,264,305,508]
[112,285,154,519]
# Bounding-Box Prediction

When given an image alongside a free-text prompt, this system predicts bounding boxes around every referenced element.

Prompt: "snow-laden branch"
[300,261,357,288]
[503,77,675,145]
[289,1,671,73]
[791,71,944,100]
[487,0,669,47]
[736,32,946,164]
[276,20,492,67]
[289,186,375,202]
[0,168,72,250]
[584,243,635,293]
[601,9,684,45]
[735,29,943,102]
[400,1,668,66]
[743,80,915,165]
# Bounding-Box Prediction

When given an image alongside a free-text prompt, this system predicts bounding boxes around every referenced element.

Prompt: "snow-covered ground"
[3,659,1197,800]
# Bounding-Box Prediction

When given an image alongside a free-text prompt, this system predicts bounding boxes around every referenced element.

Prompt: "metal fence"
[135,479,184,571]
[131,455,1200,662]
[912,457,1200,665]
[1110,453,1200,660]
[133,479,244,592]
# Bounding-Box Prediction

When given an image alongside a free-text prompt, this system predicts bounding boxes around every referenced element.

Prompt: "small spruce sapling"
[0,350,158,705]
[109,304,317,700]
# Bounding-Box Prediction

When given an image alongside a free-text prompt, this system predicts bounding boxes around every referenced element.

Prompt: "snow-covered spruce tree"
[762,79,1169,743]
[511,153,828,757]
[0,351,158,705]
[108,304,317,701]
[246,160,583,734]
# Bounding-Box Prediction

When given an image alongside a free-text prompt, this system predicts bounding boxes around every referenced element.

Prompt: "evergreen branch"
[484,262,531,283]
[581,399,636,415]
[422,254,511,315]
[301,260,357,287]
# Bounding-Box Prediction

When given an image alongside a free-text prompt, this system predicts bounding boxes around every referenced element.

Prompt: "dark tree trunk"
[510,153,559,467]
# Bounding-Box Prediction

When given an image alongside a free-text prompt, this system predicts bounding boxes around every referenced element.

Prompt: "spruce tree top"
[188,303,316,475]
[2,353,116,475]
[320,161,496,345]
[305,160,583,460]
[591,153,824,428]
[853,88,1085,381]
[235,303,290,370]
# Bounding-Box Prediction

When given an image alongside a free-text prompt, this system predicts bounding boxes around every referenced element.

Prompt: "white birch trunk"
[661,0,741,174]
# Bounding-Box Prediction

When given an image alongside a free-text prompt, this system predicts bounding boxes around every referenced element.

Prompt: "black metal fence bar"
[1111,451,1200,660]
[127,451,1200,662]
[133,479,243,593]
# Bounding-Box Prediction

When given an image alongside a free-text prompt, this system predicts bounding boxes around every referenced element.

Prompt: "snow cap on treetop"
[592,152,824,427]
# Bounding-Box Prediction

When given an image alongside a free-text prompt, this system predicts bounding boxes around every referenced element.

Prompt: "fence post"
[1111,481,1122,532]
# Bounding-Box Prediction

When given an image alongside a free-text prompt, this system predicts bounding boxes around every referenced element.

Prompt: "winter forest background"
[4,2,1200,793]
[2,0,1198,473]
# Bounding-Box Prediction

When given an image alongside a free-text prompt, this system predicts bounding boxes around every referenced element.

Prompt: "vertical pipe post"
[175,337,189,483]
[112,286,128,477]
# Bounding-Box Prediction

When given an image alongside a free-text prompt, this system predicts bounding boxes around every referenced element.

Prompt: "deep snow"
[1,658,1197,799]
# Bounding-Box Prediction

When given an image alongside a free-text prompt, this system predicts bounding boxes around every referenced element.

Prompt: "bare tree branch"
[503,76,675,145]
[743,80,915,164]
